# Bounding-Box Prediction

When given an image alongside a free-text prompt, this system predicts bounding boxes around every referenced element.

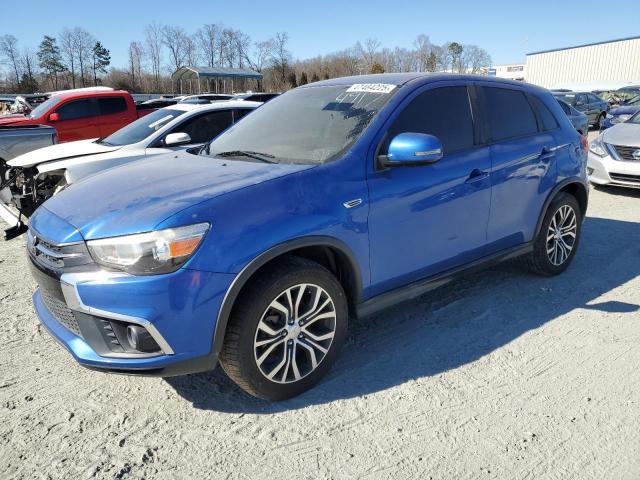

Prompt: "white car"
[588,112,640,188]
[0,100,260,230]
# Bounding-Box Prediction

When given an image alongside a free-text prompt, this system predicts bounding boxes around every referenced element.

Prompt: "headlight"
[589,136,608,157]
[611,114,631,124]
[87,223,209,275]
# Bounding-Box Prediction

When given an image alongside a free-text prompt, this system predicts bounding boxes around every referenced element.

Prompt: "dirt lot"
[1,182,639,479]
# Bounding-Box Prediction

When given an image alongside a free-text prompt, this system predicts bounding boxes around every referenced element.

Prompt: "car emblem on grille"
[633,149,640,161]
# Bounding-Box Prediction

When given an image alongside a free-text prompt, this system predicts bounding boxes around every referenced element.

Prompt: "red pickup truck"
[0,90,154,142]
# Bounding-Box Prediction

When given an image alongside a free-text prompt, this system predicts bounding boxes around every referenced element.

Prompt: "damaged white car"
[0,100,260,239]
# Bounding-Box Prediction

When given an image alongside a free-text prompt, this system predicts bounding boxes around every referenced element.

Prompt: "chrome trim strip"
[343,198,363,209]
[60,271,175,355]
[35,242,84,259]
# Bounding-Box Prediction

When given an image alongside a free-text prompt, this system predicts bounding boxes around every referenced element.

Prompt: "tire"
[219,256,348,401]
[523,193,582,276]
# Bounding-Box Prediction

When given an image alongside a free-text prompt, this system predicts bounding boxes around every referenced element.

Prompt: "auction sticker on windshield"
[346,84,396,94]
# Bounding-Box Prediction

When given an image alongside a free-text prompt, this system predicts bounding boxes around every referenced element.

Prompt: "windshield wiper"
[215,150,277,163]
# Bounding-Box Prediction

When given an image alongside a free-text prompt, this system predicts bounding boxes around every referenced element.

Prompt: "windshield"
[629,111,640,124]
[626,95,640,106]
[28,96,60,118]
[100,108,184,146]
[206,84,397,164]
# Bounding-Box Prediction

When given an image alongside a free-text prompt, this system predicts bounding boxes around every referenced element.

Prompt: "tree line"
[0,25,492,94]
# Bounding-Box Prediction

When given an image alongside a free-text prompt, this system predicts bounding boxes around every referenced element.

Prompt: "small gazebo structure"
[172,66,263,94]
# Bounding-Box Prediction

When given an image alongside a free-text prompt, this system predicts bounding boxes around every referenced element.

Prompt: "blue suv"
[27,74,588,400]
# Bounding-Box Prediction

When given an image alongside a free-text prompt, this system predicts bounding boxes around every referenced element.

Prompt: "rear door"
[478,85,558,253]
[51,98,99,142]
[97,96,131,137]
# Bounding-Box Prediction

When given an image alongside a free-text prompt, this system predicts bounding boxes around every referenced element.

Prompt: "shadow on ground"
[167,214,640,413]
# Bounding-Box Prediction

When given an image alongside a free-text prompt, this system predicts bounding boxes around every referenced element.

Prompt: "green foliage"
[92,41,111,84]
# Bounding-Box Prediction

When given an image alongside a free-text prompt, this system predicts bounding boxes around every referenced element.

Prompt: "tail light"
[580,135,588,153]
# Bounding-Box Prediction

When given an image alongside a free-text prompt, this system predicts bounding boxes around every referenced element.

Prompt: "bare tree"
[270,32,291,87]
[0,35,21,88]
[356,38,381,72]
[60,29,77,88]
[184,34,199,67]
[413,34,432,72]
[162,25,187,73]
[145,23,163,91]
[20,48,39,92]
[460,44,492,74]
[128,41,144,91]
[73,28,95,86]
[195,24,220,67]
[247,39,274,73]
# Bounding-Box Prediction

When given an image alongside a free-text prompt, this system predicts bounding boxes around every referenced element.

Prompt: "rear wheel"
[594,113,605,130]
[523,193,582,276]
[219,256,348,400]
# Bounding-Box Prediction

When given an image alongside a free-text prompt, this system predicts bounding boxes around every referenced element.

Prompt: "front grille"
[40,289,83,338]
[611,144,640,162]
[27,229,92,270]
[609,173,640,184]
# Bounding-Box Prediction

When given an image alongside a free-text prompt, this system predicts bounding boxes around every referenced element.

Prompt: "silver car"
[588,112,640,188]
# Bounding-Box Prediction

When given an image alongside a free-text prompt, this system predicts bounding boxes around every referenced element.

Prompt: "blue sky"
[5,0,639,67]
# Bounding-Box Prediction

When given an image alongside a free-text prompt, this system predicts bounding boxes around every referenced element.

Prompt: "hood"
[42,150,315,240]
[0,115,29,125]
[609,105,639,116]
[8,139,119,168]
[601,123,640,147]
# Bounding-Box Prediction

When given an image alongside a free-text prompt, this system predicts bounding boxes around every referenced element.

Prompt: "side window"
[56,99,95,121]
[233,109,252,122]
[588,93,601,104]
[557,100,571,116]
[98,96,127,115]
[529,95,559,131]
[483,87,538,141]
[172,110,234,143]
[384,86,475,155]
[575,94,587,106]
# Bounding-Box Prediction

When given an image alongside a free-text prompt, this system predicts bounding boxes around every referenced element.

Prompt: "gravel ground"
[1,181,639,479]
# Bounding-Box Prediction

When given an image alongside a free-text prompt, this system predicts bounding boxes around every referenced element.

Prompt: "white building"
[526,36,640,89]
[488,64,526,81]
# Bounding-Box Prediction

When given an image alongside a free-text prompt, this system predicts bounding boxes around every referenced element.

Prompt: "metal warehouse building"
[526,36,640,89]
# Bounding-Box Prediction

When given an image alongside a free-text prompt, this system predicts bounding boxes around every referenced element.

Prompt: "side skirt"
[356,243,533,318]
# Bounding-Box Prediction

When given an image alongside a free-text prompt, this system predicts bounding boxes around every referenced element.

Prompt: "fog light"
[587,167,594,176]
[126,325,160,353]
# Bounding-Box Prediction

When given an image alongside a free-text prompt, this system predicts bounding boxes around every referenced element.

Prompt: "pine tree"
[311,73,320,83]
[299,71,308,85]
[37,36,65,90]
[426,51,437,72]
[92,41,111,86]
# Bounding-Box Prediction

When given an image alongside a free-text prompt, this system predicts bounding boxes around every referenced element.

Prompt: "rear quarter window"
[529,94,559,131]
[483,87,538,141]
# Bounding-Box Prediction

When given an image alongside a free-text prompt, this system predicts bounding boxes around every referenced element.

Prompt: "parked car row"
[0,100,261,238]
[17,73,591,401]
[552,90,609,129]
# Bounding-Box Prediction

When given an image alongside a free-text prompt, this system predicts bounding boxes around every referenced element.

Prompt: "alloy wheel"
[546,205,577,266]
[253,283,337,384]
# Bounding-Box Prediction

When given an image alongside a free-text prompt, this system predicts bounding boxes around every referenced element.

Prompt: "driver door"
[367,84,492,295]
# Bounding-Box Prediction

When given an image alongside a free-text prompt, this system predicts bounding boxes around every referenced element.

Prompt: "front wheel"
[523,193,582,276]
[219,256,348,400]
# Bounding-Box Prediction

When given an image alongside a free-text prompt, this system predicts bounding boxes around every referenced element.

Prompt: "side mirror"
[48,112,59,122]
[164,132,191,146]
[382,132,443,167]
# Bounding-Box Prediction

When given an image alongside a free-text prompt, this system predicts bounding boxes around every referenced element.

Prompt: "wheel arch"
[534,178,588,238]
[211,236,363,358]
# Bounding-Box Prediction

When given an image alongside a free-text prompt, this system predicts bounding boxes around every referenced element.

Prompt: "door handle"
[465,168,489,184]
[540,146,556,162]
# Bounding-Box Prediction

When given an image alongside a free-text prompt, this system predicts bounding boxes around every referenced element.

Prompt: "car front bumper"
[31,260,235,376]
[588,150,640,188]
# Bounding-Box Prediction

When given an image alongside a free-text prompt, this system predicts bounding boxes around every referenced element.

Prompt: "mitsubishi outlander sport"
[26,74,588,400]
